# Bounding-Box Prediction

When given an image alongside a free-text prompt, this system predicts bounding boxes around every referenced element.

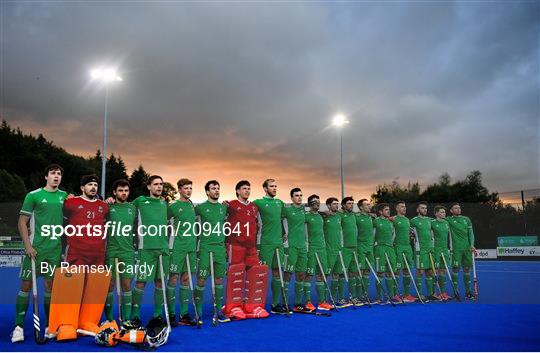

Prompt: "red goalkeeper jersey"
[63,196,109,254]
[226,199,258,248]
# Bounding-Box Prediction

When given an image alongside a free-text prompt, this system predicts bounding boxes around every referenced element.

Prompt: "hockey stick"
[209,251,219,326]
[352,251,372,308]
[401,253,425,304]
[364,257,395,307]
[471,250,479,300]
[440,253,461,302]
[338,250,356,310]
[114,257,122,322]
[428,252,444,300]
[384,252,405,304]
[158,254,172,335]
[275,248,291,317]
[31,258,48,344]
[185,253,201,328]
[314,251,338,311]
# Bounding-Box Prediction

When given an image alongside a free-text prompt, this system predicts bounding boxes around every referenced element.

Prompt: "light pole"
[332,113,349,200]
[90,68,122,199]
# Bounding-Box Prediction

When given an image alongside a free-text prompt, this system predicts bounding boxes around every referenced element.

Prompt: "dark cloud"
[1,1,538,201]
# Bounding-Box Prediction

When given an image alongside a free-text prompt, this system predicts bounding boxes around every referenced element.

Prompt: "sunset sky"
[2,2,539,202]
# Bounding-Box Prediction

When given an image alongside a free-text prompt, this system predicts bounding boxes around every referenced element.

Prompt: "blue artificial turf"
[0,261,539,351]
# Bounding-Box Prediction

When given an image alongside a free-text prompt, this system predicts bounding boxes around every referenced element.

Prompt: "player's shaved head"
[263,178,277,197]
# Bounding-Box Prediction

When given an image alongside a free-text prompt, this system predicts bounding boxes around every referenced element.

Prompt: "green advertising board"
[498,236,538,247]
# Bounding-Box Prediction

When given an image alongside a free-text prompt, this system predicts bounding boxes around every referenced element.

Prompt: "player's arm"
[19,193,36,258]
[466,217,476,251]
[282,217,289,244]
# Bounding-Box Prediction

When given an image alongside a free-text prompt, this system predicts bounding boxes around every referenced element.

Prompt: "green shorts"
[416,250,434,270]
[375,245,396,273]
[452,248,473,268]
[306,247,328,276]
[259,244,285,270]
[337,247,356,274]
[327,249,340,274]
[395,245,414,271]
[19,247,62,280]
[197,245,226,279]
[136,248,170,283]
[169,248,197,274]
[357,245,375,271]
[106,248,135,280]
[284,246,307,273]
[433,248,450,269]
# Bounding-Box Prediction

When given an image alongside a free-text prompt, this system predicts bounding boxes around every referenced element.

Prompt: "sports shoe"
[11,326,24,343]
[168,314,178,327]
[351,298,364,307]
[391,295,402,304]
[427,294,442,302]
[45,326,57,339]
[270,304,289,315]
[441,292,452,301]
[317,302,334,311]
[178,314,197,326]
[226,306,247,320]
[371,299,381,305]
[403,294,417,303]
[417,295,429,303]
[217,311,231,323]
[293,304,306,313]
[465,292,476,300]
[336,298,351,308]
[305,301,316,311]
[122,317,143,330]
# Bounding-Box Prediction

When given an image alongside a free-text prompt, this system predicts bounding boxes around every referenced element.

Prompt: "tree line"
[1,120,538,248]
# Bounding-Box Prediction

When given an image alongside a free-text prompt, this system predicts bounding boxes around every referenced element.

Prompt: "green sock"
[376,276,384,300]
[438,274,446,292]
[385,277,394,297]
[122,290,132,321]
[338,277,345,299]
[43,291,51,322]
[131,287,144,320]
[153,287,164,318]
[362,275,370,298]
[179,285,190,316]
[271,278,281,306]
[15,290,29,327]
[403,274,411,296]
[166,285,176,315]
[331,279,338,301]
[283,281,290,305]
[426,276,434,296]
[304,282,312,302]
[294,281,304,305]
[316,281,325,304]
[415,276,424,297]
[464,272,471,293]
[451,272,459,291]
[105,291,114,321]
[215,284,224,309]
[350,277,358,298]
[194,286,204,317]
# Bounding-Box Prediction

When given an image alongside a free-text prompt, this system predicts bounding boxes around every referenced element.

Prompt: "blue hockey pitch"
[0,260,539,351]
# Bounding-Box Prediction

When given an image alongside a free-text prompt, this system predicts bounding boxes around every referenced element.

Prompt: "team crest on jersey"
[98,206,103,213]
[247,210,251,216]
[128,208,133,214]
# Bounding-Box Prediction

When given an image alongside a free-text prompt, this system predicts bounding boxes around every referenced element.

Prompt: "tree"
[0,170,26,202]
[129,165,150,201]
[162,182,177,202]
